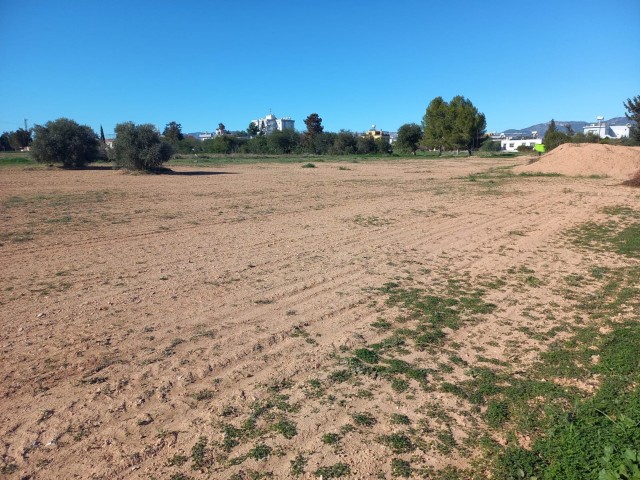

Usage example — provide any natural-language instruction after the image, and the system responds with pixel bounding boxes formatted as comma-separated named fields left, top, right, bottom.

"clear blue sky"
left=1, top=0, right=638, bottom=136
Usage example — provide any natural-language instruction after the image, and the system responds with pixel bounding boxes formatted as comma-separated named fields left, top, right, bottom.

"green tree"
left=163, top=121, right=184, bottom=143
left=356, top=135, right=376, bottom=154
left=623, top=95, right=640, bottom=143
left=396, top=123, right=423, bottom=155
left=247, top=122, right=259, bottom=137
left=331, top=130, right=358, bottom=155
left=543, top=119, right=568, bottom=151
left=304, top=113, right=324, bottom=136
left=0, top=132, right=12, bottom=151
left=303, top=113, right=324, bottom=153
left=100, top=125, right=106, bottom=144
left=9, top=128, right=32, bottom=151
left=31, top=118, right=100, bottom=168
left=422, top=96, right=450, bottom=154
left=112, top=122, right=173, bottom=171
left=446, top=95, right=486, bottom=155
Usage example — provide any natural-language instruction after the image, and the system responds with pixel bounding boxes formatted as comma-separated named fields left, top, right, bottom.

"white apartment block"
left=251, top=113, right=295, bottom=135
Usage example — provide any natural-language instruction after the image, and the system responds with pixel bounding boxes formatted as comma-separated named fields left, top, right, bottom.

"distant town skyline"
left=1, top=1, right=638, bottom=136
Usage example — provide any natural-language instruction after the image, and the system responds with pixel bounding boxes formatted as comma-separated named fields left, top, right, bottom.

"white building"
left=583, top=117, right=631, bottom=139
left=251, top=113, right=295, bottom=135
left=500, top=137, right=543, bottom=151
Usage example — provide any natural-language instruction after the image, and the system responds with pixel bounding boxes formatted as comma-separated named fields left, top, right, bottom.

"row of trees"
left=0, top=128, right=32, bottom=151
left=21, top=94, right=639, bottom=171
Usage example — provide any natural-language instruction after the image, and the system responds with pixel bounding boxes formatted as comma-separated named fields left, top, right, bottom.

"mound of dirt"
left=515, top=143, right=640, bottom=181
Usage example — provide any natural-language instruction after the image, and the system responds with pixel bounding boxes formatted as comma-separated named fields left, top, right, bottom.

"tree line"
left=6, top=94, right=637, bottom=171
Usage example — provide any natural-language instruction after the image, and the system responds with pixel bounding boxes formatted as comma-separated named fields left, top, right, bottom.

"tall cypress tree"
left=100, top=125, right=106, bottom=144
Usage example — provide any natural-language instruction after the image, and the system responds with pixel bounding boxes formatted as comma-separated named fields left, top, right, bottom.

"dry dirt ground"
left=1, top=157, right=638, bottom=479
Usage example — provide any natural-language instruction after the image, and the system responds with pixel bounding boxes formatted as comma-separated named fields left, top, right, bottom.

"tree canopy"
left=624, top=95, right=640, bottom=143
left=112, top=122, right=173, bottom=171
left=396, top=123, right=423, bottom=155
left=422, top=96, right=485, bottom=155
left=304, top=113, right=324, bottom=137
left=163, top=121, right=184, bottom=143
left=31, top=118, right=100, bottom=168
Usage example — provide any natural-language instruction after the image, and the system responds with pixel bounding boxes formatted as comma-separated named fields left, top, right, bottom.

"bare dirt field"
left=1, top=156, right=639, bottom=479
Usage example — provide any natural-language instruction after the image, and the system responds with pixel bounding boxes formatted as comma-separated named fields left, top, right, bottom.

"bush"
left=31, top=118, right=100, bottom=168
left=480, top=140, right=502, bottom=152
left=111, top=122, right=173, bottom=171
left=516, top=145, right=534, bottom=152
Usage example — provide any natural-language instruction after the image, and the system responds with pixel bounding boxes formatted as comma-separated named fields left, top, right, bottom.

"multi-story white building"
left=583, top=117, right=631, bottom=139
left=251, top=113, right=295, bottom=135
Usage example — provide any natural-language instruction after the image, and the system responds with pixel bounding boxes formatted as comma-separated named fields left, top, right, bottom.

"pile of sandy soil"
left=515, top=143, right=640, bottom=181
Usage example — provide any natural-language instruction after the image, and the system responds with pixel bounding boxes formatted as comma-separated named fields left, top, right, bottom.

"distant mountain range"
left=503, top=117, right=632, bottom=137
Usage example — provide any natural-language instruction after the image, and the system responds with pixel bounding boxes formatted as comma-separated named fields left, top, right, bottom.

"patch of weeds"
left=290, top=452, right=307, bottom=476
left=322, top=432, right=341, bottom=445
left=167, top=453, right=188, bottom=466
left=192, top=389, right=215, bottom=401
left=247, top=443, right=272, bottom=460
left=169, top=474, right=193, bottom=480
left=190, top=436, right=211, bottom=471
left=390, top=413, right=411, bottom=425
left=391, top=458, right=412, bottom=477
left=1, top=464, right=18, bottom=474
left=371, top=318, right=392, bottom=330
left=302, top=163, right=316, bottom=168
left=391, top=377, right=409, bottom=393
left=273, top=418, right=297, bottom=439
left=352, top=412, right=377, bottom=427
left=354, top=215, right=392, bottom=227
left=354, top=348, right=379, bottom=364
left=314, top=463, right=351, bottom=478
left=378, top=433, right=415, bottom=453
left=305, top=379, right=326, bottom=398
left=329, top=369, right=352, bottom=383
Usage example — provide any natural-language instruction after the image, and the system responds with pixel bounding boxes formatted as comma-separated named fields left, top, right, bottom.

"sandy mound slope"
left=515, top=143, right=640, bottom=181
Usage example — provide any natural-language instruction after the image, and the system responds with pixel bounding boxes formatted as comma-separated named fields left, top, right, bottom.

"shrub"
left=111, top=122, right=173, bottom=171
left=32, top=118, right=100, bottom=168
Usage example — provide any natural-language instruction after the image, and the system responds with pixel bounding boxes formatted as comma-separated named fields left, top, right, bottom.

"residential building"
left=362, top=125, right=391, bottom=143
left=251, top=113, right=295, bottom=135
left=500, top=136, right=542, bottom=152
left=583, top=118, right=631, bottom=139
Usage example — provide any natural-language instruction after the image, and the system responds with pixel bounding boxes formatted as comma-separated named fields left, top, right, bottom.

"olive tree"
left=112, top=122, right=173, bottom=171
left=396, top=123, right=423, bottom=155
left=31, top=118, right=99, bottom=168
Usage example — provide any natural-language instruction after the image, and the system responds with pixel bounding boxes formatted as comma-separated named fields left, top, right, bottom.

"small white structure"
left=500, top=137, right=543, bottom=151
left=583, top=116, right=631, bottom=139
left=251, top=113, right=295, bottom=135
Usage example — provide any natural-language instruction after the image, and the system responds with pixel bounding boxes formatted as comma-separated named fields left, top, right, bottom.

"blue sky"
left=1, top=0, right=638, bottom=136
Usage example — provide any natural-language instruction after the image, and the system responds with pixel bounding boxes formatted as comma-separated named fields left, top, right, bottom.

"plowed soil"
left=1, top=157, right=638, bottom=479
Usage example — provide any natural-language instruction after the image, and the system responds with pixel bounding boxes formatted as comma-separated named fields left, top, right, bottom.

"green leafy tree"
left=396, top=123, right=423, bottom=155
left=331, top=130, right=358, bottom=155
left=543, top=119, right=568, bottom=151
left=303, top=113, right=324, bottom=153
left=163, top=121, right=184, bottom=143
left=447, top=95, right=486, bottom=155
left=623, top=95, right=640, bottom=143
left=375, top=137, right=391, bottom=154
left=356, top=135, right=376, bottom=154
left=422, top=96, right=450, bottom=154
left=31, top=118, right=100, bottom=168
left=9, top=128, right=32, bottom=150
left=247, top=122, right=259, bottom=137
left=304, top=113, right=324, bottom=136
left=0, top=132, right=13, bottom=151
left=112, top=122, right=173, bottom=171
